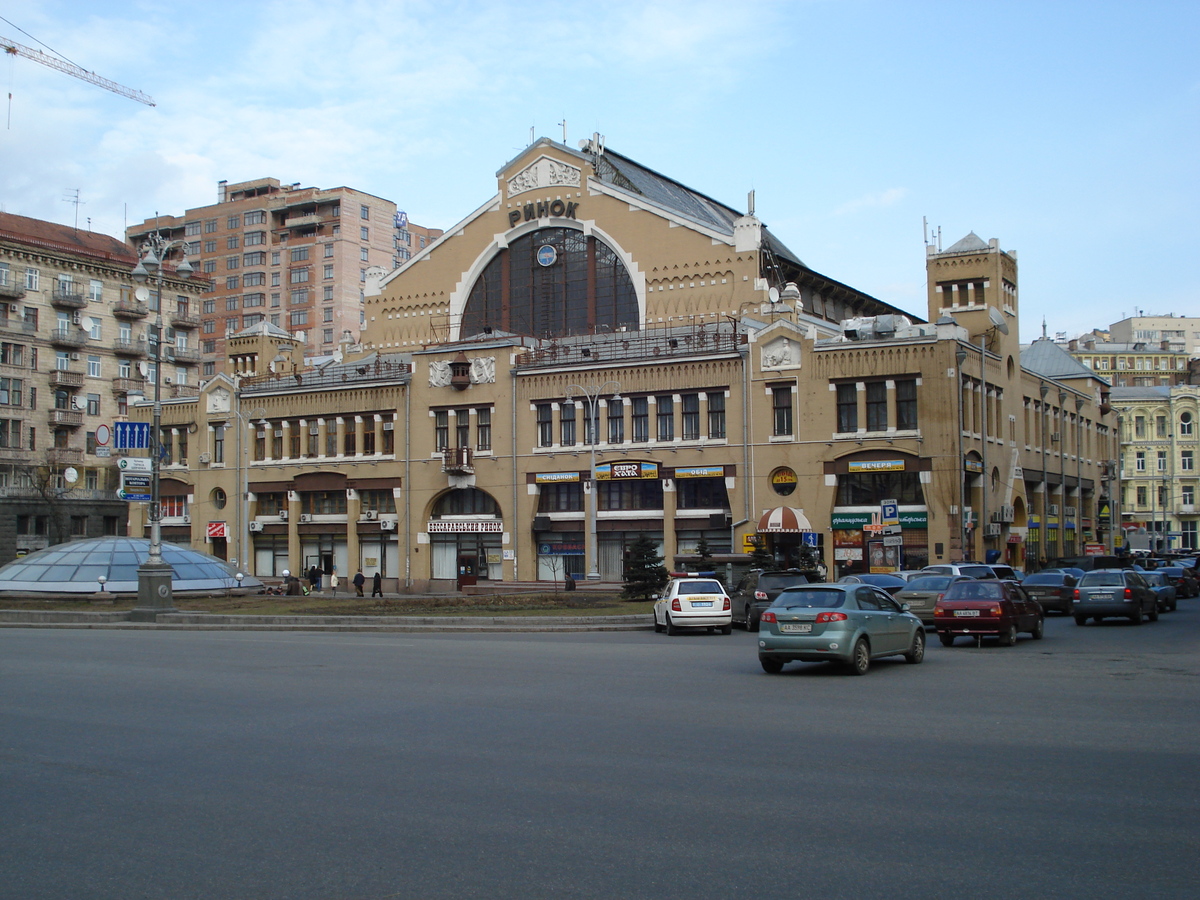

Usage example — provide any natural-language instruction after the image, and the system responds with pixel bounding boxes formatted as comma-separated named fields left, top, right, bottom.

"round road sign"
left=95, top=423, right=111, bottom=446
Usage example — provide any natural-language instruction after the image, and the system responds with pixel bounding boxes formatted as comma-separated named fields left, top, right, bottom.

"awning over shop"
left=757, top=507, right=812, bottom=534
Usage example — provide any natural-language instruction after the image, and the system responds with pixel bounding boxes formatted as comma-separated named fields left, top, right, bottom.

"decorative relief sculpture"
left=469, top=356, right=496, bottom=384
left=761, top=339, right=795, bottom=369
left=206, top=387, right=231, bottom=414
left=507, top=157, right=581, bottom=197
left=428, top=360, right=452, bottom=387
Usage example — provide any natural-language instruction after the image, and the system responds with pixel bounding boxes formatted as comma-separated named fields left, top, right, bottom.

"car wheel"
left=746, top=607, right=760, bottom=633
left=760, top=657, right=783, bottom=675
left=721, top=623, right=733, bottom=635
left=904, top=629, right=925, bottom=664
left=1074, top=615, right=1088, bottom=626
left=666, top=614, right=680, bottom=636
left=1148, top=603, right=1159, bottom=623
left=1063, top=598, right=1075, bottom=616
left=653, top=612, right=664, bottom=633
left=1129, top=607, right=1143, bottom=626
left=1171, top=600, right=1178, bottom=612
left=998, top=624, right=1017, bottom=646
left=849, top=638, right=870, bottom=676
left=939, top=633, right=955, bottom=647
left=1031, top=617, right=1044, bottom=640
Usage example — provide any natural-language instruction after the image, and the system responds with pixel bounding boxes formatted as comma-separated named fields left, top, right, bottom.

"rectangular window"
left=227, top=215, right=240, bottom=229
left=322, top=328, right=333, bottom=344
left=204, top=219, right=217, bottom=233
left=290, top=268, right=310, bottom=284
left=435, top=410, right=448, bottom=451
left=245, top=211, right=266, bottom=226
left=24, top=268, right=39, bottom=291
left=290, top=247, right=309, bottom=262
left=360, top=205, right=370, bottom=220
left=184, top=221, right=201, bottom=236
left=88, top=355, right=101, bottom=378
left=88, top=279, right=103, bottom=302
left=226, top=235, right=240, bottom=250
left=866, top=381, right=887, bottom=431
left=1156, top=415, right=1168, bottom=438
left=290, top=289, right=309, bottom=305
left=1182, top=450, right=1194, bottom=471
left=632, top=397, right=649, bottom=442
left=837, top=383, right=858, bottom=432
left=213, top=425, right=225, bottom=464
left=324, top=243, right=335, bottom=258
left=226, top=276, right=240, bottom=290
left=243, top=272, right=266, bottom=287
left=476, top=408, right=491, bottom=451
left=243, top=252, right=267, bottom=266
left=1157, top=451, right=1167, bottom=472
left=772, top=386, right=793, bottom=436
left=1136, top=452, right=1146, bottom=472
left=536, top=404, right=553, bottom=447
left=0, top=263, right=8, bottom=286
left=324, top=265, right=334, bottom=279
left=243, top=293, right=265, bottom=308
left=896, top=378, right=918, bottom=430
left=453, top=409, right=469, bottom=448
left=681, top=394, right=700, bottom=441
left=289, top=310, right=308, bottom=327
left=203, top=260, right=217, bottom=274
left=707, top=392, right=726, bottom=439
left=608, top=401, right=625, bottom=444
left=360, top=247, right=370, bottom=262
left=656, top=396, right=674, bottom=441
left=561, top=403, right=576, bottom=447
left=86, top=393, right=100, bottom=415
left=1135, top=416, right=1146, bottom=438
left=361, top=226, right=370, bottom=240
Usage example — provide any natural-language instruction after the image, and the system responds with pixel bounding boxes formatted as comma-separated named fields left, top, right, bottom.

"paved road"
left=2, top=605, right=1197, bottom=900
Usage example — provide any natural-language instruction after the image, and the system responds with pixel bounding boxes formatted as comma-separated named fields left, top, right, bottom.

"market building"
left=125, top=137, right=1118, bottom=587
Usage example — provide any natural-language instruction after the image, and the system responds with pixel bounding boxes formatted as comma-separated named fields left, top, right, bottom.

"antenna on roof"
left=748, top=190, right=755, bottom=216
left=62, top=187, right=84, bottom=230
left=1042, top=317, right=1047, bottom=340
left=558, top=118, right=566, bottom=143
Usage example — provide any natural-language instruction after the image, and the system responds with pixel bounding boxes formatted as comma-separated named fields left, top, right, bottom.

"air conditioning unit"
left=999, top=505, right=1015, bottom=523
left=1064, top=506, right=1077, bottom=516
left=178, top=459, right=187, bottom=468
left=198, top=452, right=211, bottom=464
left=278, top=509, right=288, bottom=521
left=248, top=522, right=264, bottom=532
left=983, top=523, right=1002, bottom=537
left=299, top=513, right=311, bottom=523
left=1051, top=432, right=1062, bottom=443
left=8, top=304, right=18, bottom=314
left=70, top=352, right=80, bottom=361
left=1048, top=504, right=1060, bottom=516
left=363, top=509, right=377, bottom=520
left=71, top=312, right=81, bottom=325
left=380, top=519, right=396, bottom=531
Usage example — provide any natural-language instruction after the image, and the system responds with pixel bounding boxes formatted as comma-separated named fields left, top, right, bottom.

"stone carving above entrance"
left=761, top=337, right=798, bottom=370
left=507, top=156, right=581, bottom=197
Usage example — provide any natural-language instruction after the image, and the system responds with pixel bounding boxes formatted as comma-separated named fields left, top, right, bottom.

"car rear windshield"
left=960, top=566, right=995, bottom=579
left=944, top=582, right=1005, bottom=600
left=1080, top=572, right=1124, bottom=586
left=904, top=576, right=953, bottom=591
left=677, top=580, right=723, bottom=595
left=1023, top=573, right=1067, bottom=585
left=771, top=589, right=846, bottom=609
left=758, top=574, right=808, bottom=591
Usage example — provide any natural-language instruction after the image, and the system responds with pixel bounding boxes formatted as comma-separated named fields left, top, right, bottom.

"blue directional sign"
left=802, top=532, right=819, bottom=547
left=114, top=422, right=151, bottom=450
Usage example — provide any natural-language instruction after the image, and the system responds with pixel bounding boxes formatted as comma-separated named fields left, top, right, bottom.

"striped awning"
left=757, top=507, right=813, bottom=534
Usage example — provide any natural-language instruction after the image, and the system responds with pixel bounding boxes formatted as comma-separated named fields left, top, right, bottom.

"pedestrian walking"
left=330, top=570, right=339, bottom=594
left=372, top=571, right=383, bottom=597
left=309, top=565, right=322, bottom=592
left=353, top=570, right=365, bottom=597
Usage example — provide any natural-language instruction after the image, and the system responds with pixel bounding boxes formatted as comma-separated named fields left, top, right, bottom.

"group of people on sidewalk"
left=266, top=567, right=386, bottom=597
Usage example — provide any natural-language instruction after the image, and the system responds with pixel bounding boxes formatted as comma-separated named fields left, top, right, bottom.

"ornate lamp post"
left=130, top=233, right=192, bottom=617
left=955, top=346, right=969, bottom=560
left=565, top=380, right=621, bottom=581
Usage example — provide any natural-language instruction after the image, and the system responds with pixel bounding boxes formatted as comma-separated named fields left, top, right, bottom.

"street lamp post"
left=1039, top=383, right=1050, bottom=568
left=565, top=380, right=621, bottom=581
left=130, top=233, right=192, bottom=618
left=955, top=346, right=968, bottom=560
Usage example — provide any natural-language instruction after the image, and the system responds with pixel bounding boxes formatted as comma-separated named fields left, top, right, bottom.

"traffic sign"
left=117, top=457, right=152, bottom=472
left=881, top=499, right=899, bottom=526
left=95, top=423, right=111, bottom=446
left=114, top=422, right=150, bottom=450
left=802, top=532, right=819, bottom=547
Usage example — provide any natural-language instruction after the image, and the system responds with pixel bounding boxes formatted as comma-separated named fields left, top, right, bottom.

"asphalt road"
left=2, top=605, right=1198, bottom=900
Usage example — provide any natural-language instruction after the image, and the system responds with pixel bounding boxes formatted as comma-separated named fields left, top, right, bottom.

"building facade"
left=127, top=179, right=441, bottom=378
left=0, top=212, right=203, bottom=562
left=126, top=139, right=1117, bottom=587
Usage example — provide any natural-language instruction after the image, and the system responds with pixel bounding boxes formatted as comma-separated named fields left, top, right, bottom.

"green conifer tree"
left=622, top=533, right=668, bottom=600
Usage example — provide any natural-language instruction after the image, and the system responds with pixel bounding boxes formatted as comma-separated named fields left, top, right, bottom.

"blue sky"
left=1, top=0, right=1195, bottom=343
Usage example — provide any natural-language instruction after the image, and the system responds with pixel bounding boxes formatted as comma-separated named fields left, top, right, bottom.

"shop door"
left=457, top=554, right=478, bottom=590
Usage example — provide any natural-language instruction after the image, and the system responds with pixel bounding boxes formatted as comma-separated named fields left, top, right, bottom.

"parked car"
left=730, top=569, right=810, bottom=632
left=1071, top=569, right=1158, bottom=625
left=836, top=573, right=908, bottom=595
left=922, top=563, right=997, bottom=580
left=652, top=577, right=732, bottom=635
left=1021, top=571, right=1078, bottom=615
left=757, top=583, right=925, bottom=676
left=1158, top=566, right=1199, bottom=599
left=1041, top=567, right=1086, bottom=580
left=985, top=564, right=1021, bottom=581
left=933, top=579, right=1045, bottom=646
left=895, top=574, right=974, bottom=625
left=1143, top=571, right=1178, bottom=613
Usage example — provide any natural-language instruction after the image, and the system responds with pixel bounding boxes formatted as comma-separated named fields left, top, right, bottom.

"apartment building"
left=127, top=179, right=440, bottom=377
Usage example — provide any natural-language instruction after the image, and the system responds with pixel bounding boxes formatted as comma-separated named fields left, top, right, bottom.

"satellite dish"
left=768, top=287, right=780, bottom=304
left=134, top=287, right=150, bottom=302
left=72, top=396, right=86, bottom=410
left=138, top=361, right=149, bottom=376
left=988, top=307, right=1010, bottom=335
left=63, top=467, right=78, bottom=485
left=82, top=317, right=96, bottom=331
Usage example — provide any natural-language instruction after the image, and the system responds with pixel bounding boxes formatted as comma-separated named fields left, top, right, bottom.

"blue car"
left=758, top=583, right=925, bottom=676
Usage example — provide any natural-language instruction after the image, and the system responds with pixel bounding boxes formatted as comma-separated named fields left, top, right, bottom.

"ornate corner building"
left=124, top=137, right=1119, bottom=588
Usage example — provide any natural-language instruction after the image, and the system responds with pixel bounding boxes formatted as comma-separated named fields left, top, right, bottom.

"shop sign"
left=741, top=534, right=759, bottom=553
left=538, top=542, right=585, bottom=555
left=964, top=458, right=983, bottom=474
left=1097, top=502, right=1111, bottom=526
left=849, top=460, right=906, bottom=473
left=207, top=522, right=228, bottom=539
left=596, top=462, right=658, bottom=481
left=1006, top=534, right=1024, bottom=544
left=535, top=472, right=580, bottom=483
left=507, top=199, right=579, bottom=228
left=427, top=520, right=504, bottom=533
left=674, top=466, right=725, bottom=479
left=831, top=511, right=928, bottom=529
left=834, top=548, right=863, bottom=561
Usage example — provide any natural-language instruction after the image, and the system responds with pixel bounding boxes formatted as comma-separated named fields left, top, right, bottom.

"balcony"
left=0, top=445, right=33, bottom=465
left=113, top=298, right=150, bottom=320
left=48, top=369, right=85, bottom=390
left=49, top=327, right=87, bottom=349
left=442, top=446, right=474, bottom=475
left=112, top=376, right=146, bottom=394
left=166, top=383, right=199, bottom=399
left=49, top=409, right=83, bottom=427
left=47, top=446, right=84, bottom=465
left=170, top=346, right=201, bottom=364
left=113, top=339, right=148, bottom=358
left=50, top=287, right=87, bottom=310
left=170, top=310, right=201, bottom=329
left=283, top=213, right=322, bottom=230
left=1182, top=504, right=1196, bottom=515
left=0, top=282, right=26, bottom=300
left=0, top=315, right=36, bottom=335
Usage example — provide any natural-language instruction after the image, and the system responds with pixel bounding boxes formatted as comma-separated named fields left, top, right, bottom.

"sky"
left=0, top=0, right=1196, bottom=344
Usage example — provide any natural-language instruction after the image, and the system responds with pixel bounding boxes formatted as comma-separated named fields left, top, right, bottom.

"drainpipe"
left=404, top=381, right=411, bottom=587
left=511, top=363, right=519, bottom=582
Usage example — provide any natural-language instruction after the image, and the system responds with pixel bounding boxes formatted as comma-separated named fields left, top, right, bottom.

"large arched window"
left=461, top=227, right=638, bottom=338
left=432, top=488, right=500, bottom=518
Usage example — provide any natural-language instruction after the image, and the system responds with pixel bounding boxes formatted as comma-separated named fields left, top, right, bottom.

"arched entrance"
left=428, top=488, right=504, bottom=588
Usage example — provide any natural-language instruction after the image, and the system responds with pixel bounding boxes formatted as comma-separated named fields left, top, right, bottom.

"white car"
left=653, top=577, right=732, bottom=635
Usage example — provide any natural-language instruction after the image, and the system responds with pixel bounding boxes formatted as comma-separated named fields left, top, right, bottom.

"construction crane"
left=2, top=35, right=155, bottom=106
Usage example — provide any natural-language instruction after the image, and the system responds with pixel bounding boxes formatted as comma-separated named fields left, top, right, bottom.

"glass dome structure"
left=0, top=538, right=263, bottom=595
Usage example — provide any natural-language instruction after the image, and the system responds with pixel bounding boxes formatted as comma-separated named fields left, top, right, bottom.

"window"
left=0, top=378, right=21, bottom=406
left=537, top=404, right=553, bottom=447
left=290, top=268, right=310, bottom=284
left=608, top=400, right=624, bottom=444
left=1156, top=415, right=1168, bottom=438
left=896, top=378, right=918, bottom=430
left=537, top=482, right=583, bottom=512
left=271, top=272, right=281, bottom=287
left=450, top=409, right=467, bottom=448
left=86, top=393, right=100, bottom=415
left=772, top=386, right=793, bottom=436
left=360, top=248, right=370, bottom=262
left=203, top=260, right=217, bottom=274
left=837, top=383, right=858, bottom=432
left=243, top=272, right=266, bottom=287
left=324, top=265, right=334, bottom=280
left=0, top=418, right=19, bottom=448
left=24, top=268, right=39, bottom=291
left=245, top=211, right=266, bottom=226
left=361, top=226, right=369, bottom=240
left=1135, top=451, right=1146, bottom=472
left=226, top=235, right=240, bottom=250
left=323, top=286, right=334, bottom=301
left=632, top=397, right=649, bottom=442
left=0, top=263, right=8, bottom=286
left=1, top=343, right=25, bottom=366
left=476, top=408, right=491, bottom=451
left=434, top=410, right=448, bottom=451
left=1183, top=485, right=1195, bottom=506
left=561, top=403, right=576, bottom=446
left=656, top=396, right=673, bottom=441
left=289, top=310, right=308, bottom=327
left=226, top=276, right=240, bottom=290
left=1135, top=416, right=1146, bottom=438
left=324, top=243, right=335, bottom=258
left=290, top=289, right=309, bottom=305
left=203, top=361, right=215, bottom=376
left=88, top=355, right=101, bottom=378
left=88, top=317, right=102, bottom=340
left=203, top=320, right=216, bottom=334
left=290, top=247, right=309, bottom=262
left=1181, top=412, right=1193, bottom=436
left=866, top=381, right=887, bottom=431
left=360, top=204, right=370, bottom=220
left=1182, top=450, right=1194, bottom=472
left=681, top=394, right=700, bottom=441
left=244, top=252, right=267, bottom=266
left=184, top=221, right=201, bottom=236
left=1158, top=451, right=1167, bottom=472
left=226, top=297, right=240, bottom=311
left=204, top=219, right=217, bottom=234
left=88, top=279, right=103, bottom=302
left=244, top=293, right=265, bottom=308
left=707, top=392, right=725, bottom=439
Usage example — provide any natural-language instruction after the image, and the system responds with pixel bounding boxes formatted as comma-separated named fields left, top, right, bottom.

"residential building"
left=0, top=212, right=203, bottom=562
left=125, top=138, right=1116, bottom=588
left=126, top=179, right=441, bottom=378
left=1109, top=315, right=1200, bottom=357
left=1066, top=333, right=1192, bottom=387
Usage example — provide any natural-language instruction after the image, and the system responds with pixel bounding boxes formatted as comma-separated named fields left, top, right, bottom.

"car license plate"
left=906, top=600, right=926, bottom=607
left=690, top=601, right=713, bottom=608
left=1091, top=593, right=1111, bottom=601
left=954, top=609, right=980, bottom=617
left=780, top=623, right=812, bottom=633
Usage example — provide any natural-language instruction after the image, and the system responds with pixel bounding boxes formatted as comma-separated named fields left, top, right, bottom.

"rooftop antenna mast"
left=62, top=188, right=84, bottom=230
left=2, top=32, right=155, bottom=106
left=558, top=118, right=566, bottom=143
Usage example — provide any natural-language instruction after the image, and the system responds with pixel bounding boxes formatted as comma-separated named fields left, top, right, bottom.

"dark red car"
left=934, top=580, right=1045, bottom=646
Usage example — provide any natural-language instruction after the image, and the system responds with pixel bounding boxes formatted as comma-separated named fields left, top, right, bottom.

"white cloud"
left=834, top=187, right=909, bottom=217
